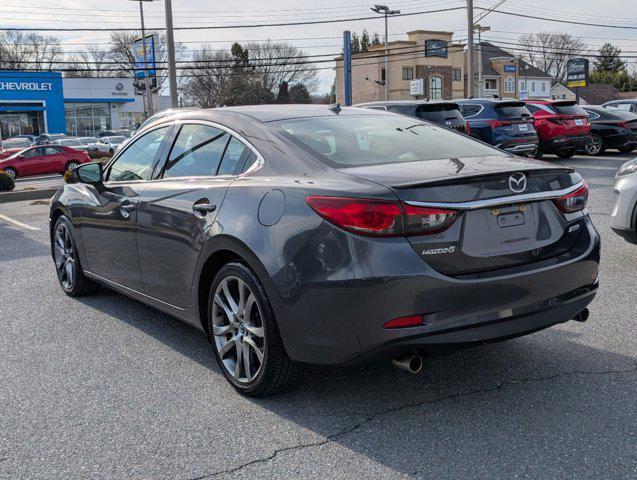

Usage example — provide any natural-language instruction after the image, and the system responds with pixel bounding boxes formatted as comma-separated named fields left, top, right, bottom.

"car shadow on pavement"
left=75, top=287, right=635, bottom=478
left=0, top=224, right=50, bottom=262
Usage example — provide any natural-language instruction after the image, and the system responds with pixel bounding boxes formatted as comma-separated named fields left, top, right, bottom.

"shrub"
left=0, top=170, right=15, bottom=192
left=63, top=169, right=76, bottom=184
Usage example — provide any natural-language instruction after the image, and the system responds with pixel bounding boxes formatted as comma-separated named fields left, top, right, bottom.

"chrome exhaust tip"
left=391, top=353, right=423, bottom=374
left=573, top=308, right=590, bottom=323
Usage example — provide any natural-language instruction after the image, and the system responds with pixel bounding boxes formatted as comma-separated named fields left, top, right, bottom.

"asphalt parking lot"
left=0, top=152, right=635, bottom=480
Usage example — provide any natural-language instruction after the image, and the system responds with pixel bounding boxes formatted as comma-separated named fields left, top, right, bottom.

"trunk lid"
left=339, top=155, right=584, bottom=275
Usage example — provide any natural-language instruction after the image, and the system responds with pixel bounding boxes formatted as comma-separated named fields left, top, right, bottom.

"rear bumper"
left=496, top=138, right=539, bottom=154
left=271, top=217, right=600, bottom=365
left=542, top=135, right=590, bottom=153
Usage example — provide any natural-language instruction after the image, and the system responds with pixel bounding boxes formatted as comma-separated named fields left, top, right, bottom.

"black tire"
left=584, top=134, right=605, bottom=156
left=207, top=262, right=301, bottom=397
left=556, top=149, right=576, bottom=159
left=534, top=146, right=544, bottom=160
left=52, top=215, right=100, bottom=297
left=618, top=146, right=635, bottom=153
left=4, top=167, right=17, bottom=180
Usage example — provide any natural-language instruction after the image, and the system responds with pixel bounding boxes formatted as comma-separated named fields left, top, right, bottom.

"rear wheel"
left=53, top=216, right=100, bottom=296
left=556, top=149, right=576, bottom=159
left=208, top=262, right=301, bottom=397
left=65, top=161, right=79, bottom=172
left=4, top=167, right=17, bottom=179
left=584, top=135, right=604, bottom=156
left=618, top=146, right=635, bottom=153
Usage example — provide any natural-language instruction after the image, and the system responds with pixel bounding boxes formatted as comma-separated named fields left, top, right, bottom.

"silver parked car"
left=611, top=157, right=637, bottom=243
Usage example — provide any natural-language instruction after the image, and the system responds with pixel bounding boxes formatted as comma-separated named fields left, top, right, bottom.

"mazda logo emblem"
left=509, top=173, right=527, bottom=193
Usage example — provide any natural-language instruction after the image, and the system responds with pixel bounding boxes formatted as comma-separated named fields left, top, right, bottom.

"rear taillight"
left=384, top=315, right=423, bottom=329
left=490, top=120, right=511, bottom=128
left=306, top=196, right=457, bottom=237
left=465, top=122, right=471, bottom=135
left=552, top=182, right=589, bottom=213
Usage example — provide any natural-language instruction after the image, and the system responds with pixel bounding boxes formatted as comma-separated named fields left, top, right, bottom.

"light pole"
left=164, top=0, right=178, bottom=108
left=131, top=0, right=153, bottom=118
left=473, top=25, right=490, bottom=98
left=466, top=0, right=474, bottom=97
left=371, top=5, right=400, bottom=101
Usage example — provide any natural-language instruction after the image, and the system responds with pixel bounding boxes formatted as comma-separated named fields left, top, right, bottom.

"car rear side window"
left=164, top=124, right=229, bottom=178
left=278, top=115, right=503, bottom=168
left=217, top=137, right=253, bottom=176
left=495, top=104, right=532, bottom=118
left=415, top=104, right=463, bottom=122
left=107, top=127, right=169, bottom=182
left=460, top=104, right=482, bottom=117
left=552, top=104, right=587, bottom=115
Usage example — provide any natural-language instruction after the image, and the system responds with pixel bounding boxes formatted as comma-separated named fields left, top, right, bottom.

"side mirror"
left=72, top=162, right=104, bottom=185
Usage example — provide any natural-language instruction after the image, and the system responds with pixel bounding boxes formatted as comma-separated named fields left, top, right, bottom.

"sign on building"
left=410, top=78, right=424, bottom=96
left=425, top=39, right=448, bottom=58
left=566, top=58, right=589, bottom=89
left=132, top=34, right=157, bottom=81
left=504, top=64, right=516, bottom=73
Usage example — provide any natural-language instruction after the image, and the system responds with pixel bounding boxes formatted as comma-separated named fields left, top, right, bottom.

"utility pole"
left=343, top=31, right=352, bottom=106
left=467, top=0, right=475, bottom=97
left=164, top=0, right=179, bottom=108
left=132, top=0, right=153, bottom=118
left=474, top=25, right=490, bottom=98
left=371, top=5, right=400, bottom=101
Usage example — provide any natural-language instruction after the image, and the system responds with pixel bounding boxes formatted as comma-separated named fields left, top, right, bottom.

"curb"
left=0, top=188, right=58, bottom=203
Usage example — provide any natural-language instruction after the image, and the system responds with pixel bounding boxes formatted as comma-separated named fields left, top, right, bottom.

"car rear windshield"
left=276, top=115, right=503, bottom=168
left=495, top=103, right=532, bottom=119
left=552, top=103, right=587, bottom=115
left=414, top=104, right=463, bottom=122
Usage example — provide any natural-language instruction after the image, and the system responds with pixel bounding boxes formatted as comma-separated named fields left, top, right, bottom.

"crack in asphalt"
left=190, top=365, right=636, bottom=479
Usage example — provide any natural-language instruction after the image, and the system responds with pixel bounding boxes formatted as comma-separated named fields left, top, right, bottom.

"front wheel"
left=4, top=167, right=17, bottom=179
left=53, top=216, right=100, bottom=296
left=584, top=135, right=605, bottom=156
left=65, top=161, right=79, bottom=172
left=208, top=262, right=301, bottom=397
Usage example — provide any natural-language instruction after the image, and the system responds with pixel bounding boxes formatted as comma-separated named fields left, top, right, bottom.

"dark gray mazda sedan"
left=50, top=105, right=599, bottom=396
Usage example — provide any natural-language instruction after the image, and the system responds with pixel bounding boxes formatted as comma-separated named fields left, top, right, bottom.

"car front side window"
left=106, top=127, right=169, bottom=182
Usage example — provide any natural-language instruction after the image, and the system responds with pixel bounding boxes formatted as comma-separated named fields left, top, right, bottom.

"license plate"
left=497, top=211, right=525, bottom=228
left=575, top=119, right=584, bottom=126
left=518, top=123, right=528, bottom=131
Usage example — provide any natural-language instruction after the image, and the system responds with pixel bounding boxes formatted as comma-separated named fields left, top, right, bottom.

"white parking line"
left=0, top=213, right=41, bottom=231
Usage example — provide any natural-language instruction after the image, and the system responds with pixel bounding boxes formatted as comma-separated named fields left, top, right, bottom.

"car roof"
left=355, top=100, right=459, bottom=107
left=603, top=99, right=637, bottom=104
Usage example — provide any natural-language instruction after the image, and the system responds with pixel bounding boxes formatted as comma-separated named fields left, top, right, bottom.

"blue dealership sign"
left=504, top=64, right=516, bottom=72
left=132, top=35, right=157, bottom=80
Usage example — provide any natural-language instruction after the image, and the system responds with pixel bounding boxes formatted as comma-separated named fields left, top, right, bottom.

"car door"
left=136, top=122, right=256, bottom=308
left=18, top=147, right=47, bottom=176
left=43, top=146, right=66, bottom=174
left=78, top=125, right=172, bottom=290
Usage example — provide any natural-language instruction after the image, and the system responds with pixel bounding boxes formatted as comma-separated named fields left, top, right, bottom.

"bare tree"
left=181, top=47, right=232, bottom=107
left=65, top=46, right=111, bottom=78
left=244, top=40, right=318, bottom=93
left=518, top=32, right=588, bottom=83
left=0, top=31, right=63, bottom=70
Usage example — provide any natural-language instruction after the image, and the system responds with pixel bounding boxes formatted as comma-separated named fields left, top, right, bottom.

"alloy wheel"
left=53, top=222, right=75, bottom=291
left=585, top=135, right=602, bottom=155
left=67, top=162, right=79, bottom=171
left=211, top=276, right=265, bottom=383
left=4, top=168, right=16, bottom=180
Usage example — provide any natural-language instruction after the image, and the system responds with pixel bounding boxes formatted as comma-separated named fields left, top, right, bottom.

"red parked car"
left=525, top=100, right=591, bottom=159
left=0, top=145, right=91, bottom=180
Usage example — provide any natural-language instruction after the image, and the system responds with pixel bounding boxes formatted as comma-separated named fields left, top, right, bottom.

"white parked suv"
left=94, top=136, right=127, bottom=155
left=611, top=158, right=637, bottom=244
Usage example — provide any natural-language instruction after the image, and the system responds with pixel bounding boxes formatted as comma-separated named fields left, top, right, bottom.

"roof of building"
left=576, top=84, right=621, bottom=105
left=406, top=30, right=454, bottom=36
left=479, top=42, right=551, bottom=78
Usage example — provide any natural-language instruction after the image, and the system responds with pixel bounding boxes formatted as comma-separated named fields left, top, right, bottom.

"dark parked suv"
left=456, top=99, right=539, bottom=156
left=355, top=100, right=467, bottom=133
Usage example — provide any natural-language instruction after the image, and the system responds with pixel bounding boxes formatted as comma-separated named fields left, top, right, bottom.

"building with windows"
left=0, top=71, right=169, bottom=140
left=334, top=30, right=465, bottom=104
left=470, top=42, right=553, bottom=100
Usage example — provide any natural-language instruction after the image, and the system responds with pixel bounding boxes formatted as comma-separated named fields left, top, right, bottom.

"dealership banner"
left=566, top=58, right=589, bottom=89
left=132, top=34, right=157, bottom=80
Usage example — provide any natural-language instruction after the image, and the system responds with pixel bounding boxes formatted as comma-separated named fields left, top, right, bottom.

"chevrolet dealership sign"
left=0, top=81, right=53, bottom=91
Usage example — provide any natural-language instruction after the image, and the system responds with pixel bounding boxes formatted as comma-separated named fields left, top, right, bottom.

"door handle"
left=193, top=202, right=217, bottom=215
left=120, top=202, right=135, bottom=218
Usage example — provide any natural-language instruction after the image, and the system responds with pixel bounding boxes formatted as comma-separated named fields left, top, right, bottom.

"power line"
left=477, top=8, right=637, bottom=30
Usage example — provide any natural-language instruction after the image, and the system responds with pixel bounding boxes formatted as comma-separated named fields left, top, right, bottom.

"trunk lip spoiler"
left=404, top=180, right=585, bottom=211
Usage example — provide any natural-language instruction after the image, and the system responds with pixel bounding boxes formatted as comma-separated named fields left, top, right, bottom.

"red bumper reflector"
left=383, top=315, right=423, bottom=329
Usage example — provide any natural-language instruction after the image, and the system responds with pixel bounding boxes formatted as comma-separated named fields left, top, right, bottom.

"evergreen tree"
left=289, top=84, right=312, bottom=103
left=351, top=33, right=361, bottom=54
left=594, top=43, right=626, bottom=74
left=371, top=32, right=382, bottom=46
left=361, top=30, right=371, bottom=52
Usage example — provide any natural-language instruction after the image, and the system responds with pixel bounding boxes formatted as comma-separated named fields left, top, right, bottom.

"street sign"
left=520, top=90, right=528, bottom=100
left=566, top=58, right=589, bottom=89
left=410, top=78, right=424, bottom=96
left=132, top=34, right=157, bottom=80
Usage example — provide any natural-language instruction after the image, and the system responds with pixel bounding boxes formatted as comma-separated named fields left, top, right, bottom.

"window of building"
left=65, top=102, right=112, bottom=137
left=541, top=82, right=546, bottom=92
left=531, top=81, right=536, bottom=92
left=520, top=81, right=526, bottom=91
left=164, top=124, right=229, bottom=178
left=504, top=77, right=515, bottom=93
left=429, top=76, right=442, bottom=100
left=381, top=68, right=386, bottom=83
left=452, top=68, right=462, bottom=81
left=119, top=112, right=144, bottom=130
left=107, top=127, right=169, bottom=182
left=484, top=79, right=497, bottom=90
left=402, top=67, right=414, bottom=80
left=561, top=93, right=567, bottom=99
